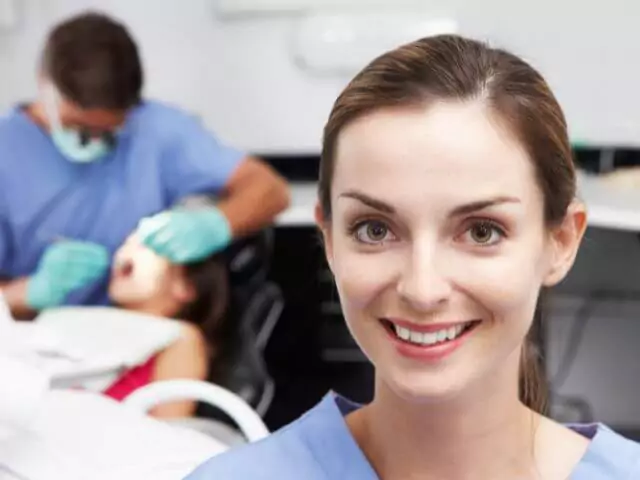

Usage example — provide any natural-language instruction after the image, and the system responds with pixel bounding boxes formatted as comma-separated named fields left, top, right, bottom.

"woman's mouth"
left=380, top=318, right=480, bottom=361
left=381, top=319, right=479, bottom=346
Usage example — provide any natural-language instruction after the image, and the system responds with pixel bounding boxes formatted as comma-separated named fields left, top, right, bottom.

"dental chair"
left=177, top=197, right=285, bottom=417
left=205, top=228, right=284, bottom=417
left=0, top=307, right=270, bottom=479
left=0, top=302, right=267, bottom=480
left=0, top=376, right=267, bottom=480
left=124, top=379, right=269, bottom=444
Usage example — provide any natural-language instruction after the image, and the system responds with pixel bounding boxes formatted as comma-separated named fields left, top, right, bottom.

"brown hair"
left=319, top=35, right=577, bottom=413
left=42, top=11, right=142, bottom=109
left=178, top=254, right=230, bottom=356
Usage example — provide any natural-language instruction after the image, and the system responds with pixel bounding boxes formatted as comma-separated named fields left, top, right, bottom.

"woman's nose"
left=396, top=242, right=452, bottom=312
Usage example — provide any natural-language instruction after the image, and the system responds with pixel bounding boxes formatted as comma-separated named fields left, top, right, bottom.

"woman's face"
left=109, top=234, right=185, bottom=310
left=320, top=100, right=584, bottom=404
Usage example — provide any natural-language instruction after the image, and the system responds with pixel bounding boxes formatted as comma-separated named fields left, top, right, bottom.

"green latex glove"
left=27, top=241, right=110, bottom=310
left=138, top=207, right=232, bottom=264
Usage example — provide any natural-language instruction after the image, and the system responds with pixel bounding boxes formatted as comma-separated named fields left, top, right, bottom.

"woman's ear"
left=543, top=201, right=588, bottom=287
left=315, top=203, right=334, bottom=272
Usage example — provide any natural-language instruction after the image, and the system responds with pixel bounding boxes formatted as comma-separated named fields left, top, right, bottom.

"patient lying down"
left=106, top=233, right=228, bottom=419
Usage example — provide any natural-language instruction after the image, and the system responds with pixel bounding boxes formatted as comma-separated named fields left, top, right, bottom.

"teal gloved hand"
left=27, top=241, right=110, bottom=310
left=138, top=207, right=232, bottom=264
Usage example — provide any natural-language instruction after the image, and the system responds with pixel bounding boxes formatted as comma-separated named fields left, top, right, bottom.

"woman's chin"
left=379, top=368, right=471, bottom=406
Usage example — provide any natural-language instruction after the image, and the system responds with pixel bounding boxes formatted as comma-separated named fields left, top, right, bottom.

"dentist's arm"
left=215, top=156, right=290, bottom=238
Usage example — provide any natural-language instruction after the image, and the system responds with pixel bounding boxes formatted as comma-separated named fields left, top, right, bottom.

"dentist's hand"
left=138, top=207, right=232, bottom=264
left=26, top=241, right=110, bottom=310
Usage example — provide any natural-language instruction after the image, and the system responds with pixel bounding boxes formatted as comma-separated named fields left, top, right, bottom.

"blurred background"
left=1, top=0, right=640, bottom=442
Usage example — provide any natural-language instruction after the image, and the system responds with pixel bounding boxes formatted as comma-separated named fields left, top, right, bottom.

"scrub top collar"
left=298, top=393, right=377, bottom=479
left=304, top=392, right=639, bottom=480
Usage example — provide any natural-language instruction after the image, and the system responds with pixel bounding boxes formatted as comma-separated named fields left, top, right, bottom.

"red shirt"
left=103, top=356, right=157, bottom=401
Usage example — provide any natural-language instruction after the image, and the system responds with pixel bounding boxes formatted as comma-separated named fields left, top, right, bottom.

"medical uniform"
left=186, top=393, right=640, bottom=479
left=0, top=101, right=244, bottom=306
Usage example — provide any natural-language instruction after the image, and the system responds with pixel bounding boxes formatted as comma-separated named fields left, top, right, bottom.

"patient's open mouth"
left=116, top=259, right=134, bottom=278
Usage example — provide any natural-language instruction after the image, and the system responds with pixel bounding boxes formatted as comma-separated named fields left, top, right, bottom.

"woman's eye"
left=464, top=221, right=504, bottom=246
left=353, top=220, right=394, bottom=244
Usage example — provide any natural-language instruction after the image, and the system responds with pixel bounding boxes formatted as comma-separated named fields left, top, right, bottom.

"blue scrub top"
left=0, top=101, right=244, bottom=305
left=186, top=393, right=640, bottom=479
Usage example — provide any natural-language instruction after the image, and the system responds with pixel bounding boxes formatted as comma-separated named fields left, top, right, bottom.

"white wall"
left=1, top=0, right=640, bottom=153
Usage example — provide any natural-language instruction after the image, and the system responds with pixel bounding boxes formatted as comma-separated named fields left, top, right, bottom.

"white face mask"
left=41, top=84, right=113, bottom=163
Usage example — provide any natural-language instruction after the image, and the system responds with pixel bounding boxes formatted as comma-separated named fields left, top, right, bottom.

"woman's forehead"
left=331, top=102, right=541, bottom=209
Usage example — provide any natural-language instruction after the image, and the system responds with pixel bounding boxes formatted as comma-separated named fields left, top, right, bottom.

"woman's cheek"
left=332, top=242, right=402, bottom=310
left=456, top=247, right=545, bottom=320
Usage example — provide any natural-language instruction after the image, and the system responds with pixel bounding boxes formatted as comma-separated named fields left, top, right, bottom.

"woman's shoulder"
left=183, top=405, right=330, bottom=479
left=571, top=423, right=640, bottom=478
left=185, top=396, right=344, bottom=480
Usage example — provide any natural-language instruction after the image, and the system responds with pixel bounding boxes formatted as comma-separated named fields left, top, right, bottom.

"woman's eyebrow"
left=448, top=197, right=521, bottom=217
left=337, top=191, right=521, bottom=217
left=338, top=191, right=395, bottom=214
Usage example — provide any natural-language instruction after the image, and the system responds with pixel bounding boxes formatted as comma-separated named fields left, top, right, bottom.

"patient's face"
left=109, top=234, right=182, bottom=309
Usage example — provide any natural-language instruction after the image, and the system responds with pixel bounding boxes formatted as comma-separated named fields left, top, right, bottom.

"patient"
left=105, top=233, right=229, bottom=419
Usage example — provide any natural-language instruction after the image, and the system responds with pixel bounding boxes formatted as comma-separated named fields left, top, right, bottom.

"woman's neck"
left=348, top=358, right=543, bottom=480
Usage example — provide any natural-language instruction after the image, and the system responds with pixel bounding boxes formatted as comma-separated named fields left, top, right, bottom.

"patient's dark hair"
left=177, top=254, right=230, bottom=356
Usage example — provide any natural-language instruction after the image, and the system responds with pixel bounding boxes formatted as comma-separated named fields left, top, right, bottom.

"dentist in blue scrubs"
left=0, top=12, right=289, bottom=318
left=187, top=35, right=640, bottom=479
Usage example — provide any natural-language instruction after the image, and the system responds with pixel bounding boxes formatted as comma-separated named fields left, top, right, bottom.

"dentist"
left=0, top=11, right=289, bottom=318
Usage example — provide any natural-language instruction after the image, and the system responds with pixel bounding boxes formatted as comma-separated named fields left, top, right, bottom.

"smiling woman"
left=185, top=35, right=640, bottom=480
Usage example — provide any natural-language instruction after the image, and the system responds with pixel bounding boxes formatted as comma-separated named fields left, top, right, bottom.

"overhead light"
left=291, top=11, right=458, bottom=75
left=215, top=0, right=436, bottom=18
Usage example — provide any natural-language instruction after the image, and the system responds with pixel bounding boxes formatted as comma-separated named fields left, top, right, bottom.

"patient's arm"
left=149, top=322, right=209, bottom=419
left=0, top=278, right=37, bottom=320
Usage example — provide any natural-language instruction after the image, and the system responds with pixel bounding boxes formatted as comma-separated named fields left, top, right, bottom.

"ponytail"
left=518, top=291, right=549, bottom=414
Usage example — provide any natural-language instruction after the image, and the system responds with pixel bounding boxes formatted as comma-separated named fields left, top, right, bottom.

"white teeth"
left=423, top=332, right=437, bottom=345
left=446, top=327, right=456, bottom=340
left=393, top=322, right=470, bottom=346
left=396, top=326, right=411, bottom=340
